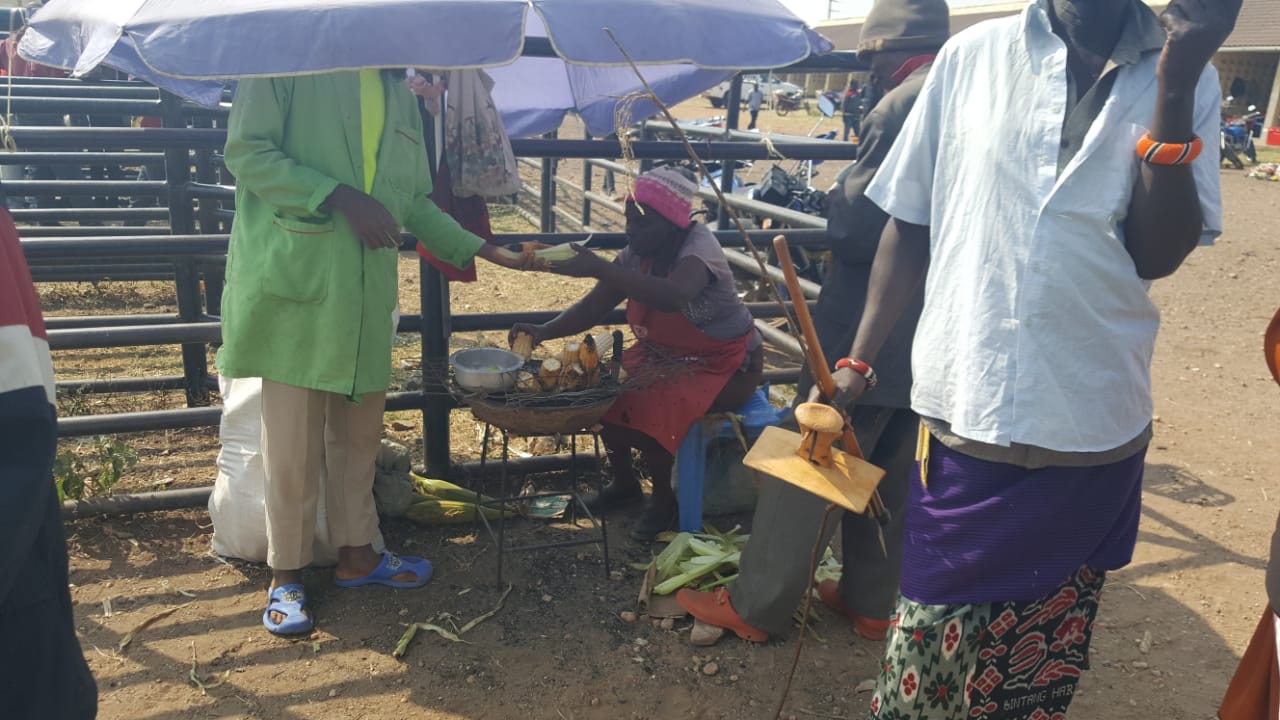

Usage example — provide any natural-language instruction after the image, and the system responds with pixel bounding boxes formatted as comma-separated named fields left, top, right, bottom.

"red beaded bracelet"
left=835, top=357, right=878, bottom=389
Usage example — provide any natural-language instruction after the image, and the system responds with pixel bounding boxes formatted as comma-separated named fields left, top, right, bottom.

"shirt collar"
left=1024, top=0, right=1167, bottom=68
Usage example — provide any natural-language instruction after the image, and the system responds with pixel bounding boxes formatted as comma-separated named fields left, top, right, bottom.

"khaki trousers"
left=260, top=380, right=385, bottom=570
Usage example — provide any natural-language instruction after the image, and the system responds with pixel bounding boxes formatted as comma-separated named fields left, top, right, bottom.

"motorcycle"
left=773, top=90, right=807, bottom=116
left=1221, top=98, right=1262, bottom=169
left=731, top=134, right=840, bottom=300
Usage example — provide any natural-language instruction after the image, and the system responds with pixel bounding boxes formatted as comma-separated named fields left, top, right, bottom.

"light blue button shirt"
left=866, top=0, right=1223, bottom=454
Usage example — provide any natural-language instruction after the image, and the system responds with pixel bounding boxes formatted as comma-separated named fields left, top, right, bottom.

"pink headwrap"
left=631, top=166, right=697, bottom=229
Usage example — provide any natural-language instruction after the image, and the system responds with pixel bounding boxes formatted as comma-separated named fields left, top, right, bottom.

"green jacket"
left=217, top=72, right=483, bottom=397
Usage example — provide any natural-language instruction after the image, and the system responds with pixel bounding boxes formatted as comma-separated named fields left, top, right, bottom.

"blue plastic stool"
left=675, top=386, right=790, bottom=532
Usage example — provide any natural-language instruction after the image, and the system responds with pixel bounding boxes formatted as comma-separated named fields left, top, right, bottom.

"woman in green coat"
left=219, top=70, right=523, bottom=635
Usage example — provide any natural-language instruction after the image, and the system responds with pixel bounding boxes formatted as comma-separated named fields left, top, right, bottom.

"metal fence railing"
left=12, top=65, right=858, bottom=507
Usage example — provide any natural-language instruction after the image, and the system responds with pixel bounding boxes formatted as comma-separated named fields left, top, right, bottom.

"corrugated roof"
left=1225, top=0, right=1280, bottom=49
left=817, top=0, right=1277, bottom=52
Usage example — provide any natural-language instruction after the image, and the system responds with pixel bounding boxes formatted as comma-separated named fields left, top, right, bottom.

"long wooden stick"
left=772, top=235, right=864, bottom=459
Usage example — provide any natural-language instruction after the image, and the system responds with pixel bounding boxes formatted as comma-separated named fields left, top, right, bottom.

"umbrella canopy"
left=19, top=0, right=833, bottom=137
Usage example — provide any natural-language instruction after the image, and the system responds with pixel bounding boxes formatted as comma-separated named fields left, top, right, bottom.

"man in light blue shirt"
left=821, top=0, right=1239, bottom=717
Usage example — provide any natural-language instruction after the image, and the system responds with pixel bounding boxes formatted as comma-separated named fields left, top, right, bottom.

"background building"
left=789, top=0, right=1280, bottom=133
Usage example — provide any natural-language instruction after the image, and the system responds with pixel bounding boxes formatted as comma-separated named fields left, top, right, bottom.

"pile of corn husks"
left=639, top=525, right=843, bottom=597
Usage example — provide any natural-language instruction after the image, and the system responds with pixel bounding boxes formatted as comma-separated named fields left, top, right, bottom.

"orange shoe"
left=816, top=579, right=890, bottom=641
left=676, top=587, right=769, bottom=643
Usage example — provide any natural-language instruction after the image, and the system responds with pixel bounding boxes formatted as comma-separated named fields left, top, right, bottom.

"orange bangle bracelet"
left=1136, top=132, right=1202, bottom=166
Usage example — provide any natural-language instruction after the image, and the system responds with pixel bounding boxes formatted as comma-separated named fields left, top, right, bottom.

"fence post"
left=419, top=87, right=452, bottom=477
left=421, top=262, right=451, bottom=477
left=581, top=129, right=593, bottom=228
left=161, top=91, right=210, bottom=407
left=540, top=130, right=558, bottom=233
left=717, top=76, right=745, bottom=229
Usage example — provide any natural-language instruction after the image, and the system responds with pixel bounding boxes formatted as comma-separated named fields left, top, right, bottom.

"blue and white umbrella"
left=18, top=0, right=835, bottom=137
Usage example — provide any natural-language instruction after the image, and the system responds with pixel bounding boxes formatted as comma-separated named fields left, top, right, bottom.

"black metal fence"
left=12, top=71, right=856, bottom=484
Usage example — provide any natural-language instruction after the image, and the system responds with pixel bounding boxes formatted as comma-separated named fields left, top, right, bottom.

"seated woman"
left=511, top=166, right=763, bottom=541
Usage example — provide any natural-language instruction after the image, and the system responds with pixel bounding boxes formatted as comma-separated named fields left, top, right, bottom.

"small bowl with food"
left=449, top=347, right=525, bottom=393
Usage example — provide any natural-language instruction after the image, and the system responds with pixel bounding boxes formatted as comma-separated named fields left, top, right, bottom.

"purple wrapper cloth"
left=900, top=436, right=1145, bottom=605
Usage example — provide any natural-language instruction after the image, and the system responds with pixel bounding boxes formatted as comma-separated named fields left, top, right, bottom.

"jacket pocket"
left=261, top=214, right=335, bottom=303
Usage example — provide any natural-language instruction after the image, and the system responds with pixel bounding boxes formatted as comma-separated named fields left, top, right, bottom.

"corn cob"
left=411, top=474, right=498, bottom=504
left=559, top=362, right=586, bottom=391
left=516, top=370, right=540, bottom=392
left=511, top=331, right=534, bottom=361
left=538, top=358, right=562, bottom=390
left=404, top=497, right=507, bottom=525
left=590, top=331, right=614, bottom=364
left=531, top=243, right=577, bottom=264
left=561, top=341, right=581, bottom=368
left=579, top=334, right=599, bottom=373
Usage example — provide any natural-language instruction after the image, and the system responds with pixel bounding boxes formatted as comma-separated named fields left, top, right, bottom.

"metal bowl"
left=449, top=347, right=524, bottom=393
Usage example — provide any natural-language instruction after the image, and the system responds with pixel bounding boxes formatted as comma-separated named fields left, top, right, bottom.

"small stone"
left=620, top=611, right=638, bottom=623
left=328, top=689, right=337, bottom=698
left=591, top=698, right=600, bottom=706
left=398, top=608, right=408, bottom=617
left=690, top=619, right=726, bottom=647
left=541, top=594, right=553, bottom=602
left=660, top=618, right=675, bottom=631
left=610, top=570, right=625, bottom=582
left=1138, top=630, right=1152, bottom=654
left=634, top=638, right=649, bottom=647
left=1131, top=661, right=1149, bottom=670
left=701, top=661, right=719, bottom=676
left=729, top=674, right=739, bottom=682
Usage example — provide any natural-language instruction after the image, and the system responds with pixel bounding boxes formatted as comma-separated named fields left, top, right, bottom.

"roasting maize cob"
left=511, top=331, right=534, bottom=361
left=579, top=335, right=599, bottom=373
left=560, top=362, right=586, bottom=391
left=515, top=370, right=540, bottom=392
left=531, top=243, right=577, bottom=264
left=561, top=342, right=581, bottom=368
left=412, top=474, right=498, bottom=505
left=404, top=497, right=507, bottom=525
left=538, top=358, right=562, bottom=390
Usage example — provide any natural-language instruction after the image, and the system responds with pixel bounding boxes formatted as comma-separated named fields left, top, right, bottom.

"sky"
left=779, top=0, right=1000, bottom=24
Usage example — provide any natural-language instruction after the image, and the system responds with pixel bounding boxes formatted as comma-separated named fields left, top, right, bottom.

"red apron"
left=600, top=296, right=750, bottom=456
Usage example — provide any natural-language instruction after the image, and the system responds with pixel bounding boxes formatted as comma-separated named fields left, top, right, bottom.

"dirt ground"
left=36, top=110, right=1280, bottom=719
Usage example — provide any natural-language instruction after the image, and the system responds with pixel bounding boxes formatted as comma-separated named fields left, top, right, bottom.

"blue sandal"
left=262, top=583, right=313, bottom=636
left=333, top=551, right=433, bottom=589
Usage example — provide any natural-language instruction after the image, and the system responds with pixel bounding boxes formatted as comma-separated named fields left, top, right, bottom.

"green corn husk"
left=654, top=532, right=694, bottom=578
left=647, top=526, right=753, bottom=595
left=813, top=548, right=842, bottom=585
left=654, top=549, right=741, bottom=595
